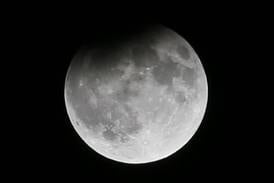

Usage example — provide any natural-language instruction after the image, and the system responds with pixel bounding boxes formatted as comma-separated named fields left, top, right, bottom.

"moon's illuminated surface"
left=64, top=26, right=208, bottom=164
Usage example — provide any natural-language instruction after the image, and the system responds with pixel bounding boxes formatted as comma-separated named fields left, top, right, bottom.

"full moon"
left=64, top=25, right=208, bottom=164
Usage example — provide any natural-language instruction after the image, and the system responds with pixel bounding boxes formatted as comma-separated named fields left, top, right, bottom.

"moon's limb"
left=64, top=26, right=208, bottom=164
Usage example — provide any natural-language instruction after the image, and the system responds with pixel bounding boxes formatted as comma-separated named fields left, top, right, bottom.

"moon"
left=64, top=25, right=208, bottom=164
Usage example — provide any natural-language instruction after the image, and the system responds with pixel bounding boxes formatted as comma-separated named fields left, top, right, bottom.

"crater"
left=176, top=44, right=190, bottom=60
left=174, top=91, right=186, bottom=105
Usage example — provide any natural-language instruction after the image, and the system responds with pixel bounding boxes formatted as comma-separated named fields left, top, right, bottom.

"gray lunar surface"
left=64, top=26, right=208, bottom=164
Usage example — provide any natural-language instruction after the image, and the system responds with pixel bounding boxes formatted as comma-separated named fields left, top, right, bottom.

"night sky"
left=5, top=3, right=267, bottom=181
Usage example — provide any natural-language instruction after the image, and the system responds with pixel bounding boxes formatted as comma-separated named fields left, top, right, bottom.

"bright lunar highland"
left=64, top=26, right=208, bottom=164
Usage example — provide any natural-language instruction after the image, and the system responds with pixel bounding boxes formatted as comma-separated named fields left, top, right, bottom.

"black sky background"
left=5, top=2, right=270, bottom=181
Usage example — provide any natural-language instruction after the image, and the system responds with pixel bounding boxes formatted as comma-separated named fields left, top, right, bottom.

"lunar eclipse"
left=64, top=25, right=208, bottom=164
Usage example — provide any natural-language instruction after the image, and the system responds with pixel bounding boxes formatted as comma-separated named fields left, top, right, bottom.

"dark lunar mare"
left=152, top=57, right=181, bottom=87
